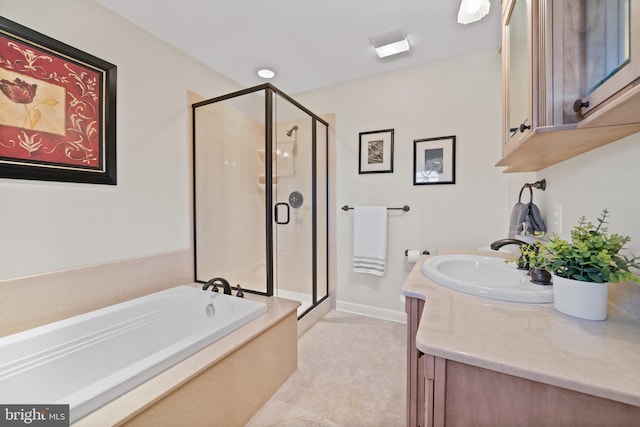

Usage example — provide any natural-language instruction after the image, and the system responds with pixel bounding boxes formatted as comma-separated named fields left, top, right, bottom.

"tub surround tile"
left=403, top=253, right=640, bottom=408
left=0, top=250, right=192, bottom=337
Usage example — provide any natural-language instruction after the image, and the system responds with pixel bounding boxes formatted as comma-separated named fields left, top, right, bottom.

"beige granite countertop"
left=402, top=251, right=640, bottom=407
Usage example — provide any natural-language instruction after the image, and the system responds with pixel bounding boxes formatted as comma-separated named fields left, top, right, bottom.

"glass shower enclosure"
left=192, top=84, right=328, bottom=318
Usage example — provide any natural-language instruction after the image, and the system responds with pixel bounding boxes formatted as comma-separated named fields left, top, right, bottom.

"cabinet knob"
left=573, top=98, right=590, bottom=112
left=519, top=123, right=531, bottom=133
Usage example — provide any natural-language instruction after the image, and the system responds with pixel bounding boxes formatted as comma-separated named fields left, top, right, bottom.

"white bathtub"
left=0, top=285, right=267, bottom=423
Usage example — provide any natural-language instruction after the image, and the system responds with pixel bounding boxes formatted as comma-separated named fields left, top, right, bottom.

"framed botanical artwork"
left=358, top=128, right=394, bottom=174
left=0, top=16, right=117, bottom=184
left=413, top=135, right=456, bottom=185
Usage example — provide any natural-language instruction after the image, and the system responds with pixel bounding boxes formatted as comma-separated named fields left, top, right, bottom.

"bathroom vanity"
left=404, top=250, right=640, bottom=427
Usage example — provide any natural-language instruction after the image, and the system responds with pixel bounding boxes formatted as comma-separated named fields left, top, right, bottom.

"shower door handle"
left=274, top=202, right=290, bottom=225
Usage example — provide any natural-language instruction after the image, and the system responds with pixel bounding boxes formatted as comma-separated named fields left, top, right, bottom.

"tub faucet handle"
left=203, top=277, right=232, bottom=294
left=202, top=281, right=219, bottom=292
left=236, top=285, right=244, bottom=298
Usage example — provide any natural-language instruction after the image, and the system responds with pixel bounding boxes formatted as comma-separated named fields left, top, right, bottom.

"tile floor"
left=246, top=310, right=406, bottom=427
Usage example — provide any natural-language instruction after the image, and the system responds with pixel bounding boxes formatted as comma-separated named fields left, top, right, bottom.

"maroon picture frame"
left=0, top=17, right=117, bottom=184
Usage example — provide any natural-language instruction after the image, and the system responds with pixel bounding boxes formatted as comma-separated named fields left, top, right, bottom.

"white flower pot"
left=552, top=274, right=609, bottom=320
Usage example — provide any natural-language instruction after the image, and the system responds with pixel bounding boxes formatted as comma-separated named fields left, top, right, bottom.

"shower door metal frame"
left=192, top=84, right=329, bottom=317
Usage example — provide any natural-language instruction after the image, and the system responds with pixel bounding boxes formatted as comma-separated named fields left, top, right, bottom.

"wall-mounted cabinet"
left=498, top=0, right=640, bottom=172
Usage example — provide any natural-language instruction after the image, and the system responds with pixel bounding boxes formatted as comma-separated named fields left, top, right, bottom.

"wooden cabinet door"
left=405, top=297, right=425, bottom=427
left=439, top=359, right=640, bottom=426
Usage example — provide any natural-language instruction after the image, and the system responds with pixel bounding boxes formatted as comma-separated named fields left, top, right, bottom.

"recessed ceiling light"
left=457, top=0, right=490, bottom=25
left=257, top=68, right=276, bottom=79
left=370, top=26, right=411, bottom=59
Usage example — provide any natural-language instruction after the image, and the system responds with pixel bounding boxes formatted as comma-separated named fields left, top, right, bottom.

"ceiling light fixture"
left=257, top=68, right=276, bottom=79
left=457, top=0, right=491, bottom=25
left=370, top=26, right=411, bottom=59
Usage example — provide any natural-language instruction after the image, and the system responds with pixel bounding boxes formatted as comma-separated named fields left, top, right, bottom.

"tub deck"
left=75, top=291, right=299, bottom=426
left=0, top=285, right=287, bottom=424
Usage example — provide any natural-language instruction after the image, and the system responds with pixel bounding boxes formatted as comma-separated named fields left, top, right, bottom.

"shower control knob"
left=288, top=191, right=303, bottom=208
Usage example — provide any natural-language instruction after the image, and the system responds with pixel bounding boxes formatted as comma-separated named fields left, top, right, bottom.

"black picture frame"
left=413, top=135, right=456, bottom=185
left=0, top=16, right=117, bottom=185
left=358, top=128, right=394, bottom=174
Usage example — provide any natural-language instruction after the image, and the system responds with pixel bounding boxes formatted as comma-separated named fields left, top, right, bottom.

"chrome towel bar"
left=341, top=205, right=410, bottom=212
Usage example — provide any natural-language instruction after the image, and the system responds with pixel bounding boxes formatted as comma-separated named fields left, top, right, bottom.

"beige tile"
left=245, top=400, right=340, bottom=427
left=248, top=310, right=406, bottom=427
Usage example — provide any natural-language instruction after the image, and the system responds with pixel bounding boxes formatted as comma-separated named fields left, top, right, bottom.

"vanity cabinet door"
left=406, top=297, right=425, bottom=427
left=422, top=357, right=640, bottom=426
left=423, top=354, right=446, bottom=427
left=502, top=0, right=536, bottom=156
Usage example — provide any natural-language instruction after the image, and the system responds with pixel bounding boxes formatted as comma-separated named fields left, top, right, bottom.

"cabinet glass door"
left=504, top=0, right=533, bottom=151
left=586, top=0, right=630, bottom=93
left=581, top=0, right=639, bottom=113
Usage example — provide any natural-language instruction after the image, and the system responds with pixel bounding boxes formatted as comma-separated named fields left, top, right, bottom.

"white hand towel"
left=353, top=206, right=388, bottom=276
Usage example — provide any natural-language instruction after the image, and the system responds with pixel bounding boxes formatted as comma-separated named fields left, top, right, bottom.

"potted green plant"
left=522, top=209, right=640, bottom=320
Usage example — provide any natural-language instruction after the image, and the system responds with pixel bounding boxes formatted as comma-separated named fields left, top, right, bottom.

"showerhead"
left=286, top=125, right=298, bottom=137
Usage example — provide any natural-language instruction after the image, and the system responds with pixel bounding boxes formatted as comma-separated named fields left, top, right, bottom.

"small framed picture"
left=413, top=135, right=456, bottom=185
left=358, top=129, right=394, bottom=174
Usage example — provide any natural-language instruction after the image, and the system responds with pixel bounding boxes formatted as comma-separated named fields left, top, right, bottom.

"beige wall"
left=533, top=132, right=640, bottom=254
left=0, top=0, right=241, bottom=332
left=297, top=49, right=640, bottom=319
left=0, top=0, right=241, bottom=281
left=296, top=49, right=509, bottom=317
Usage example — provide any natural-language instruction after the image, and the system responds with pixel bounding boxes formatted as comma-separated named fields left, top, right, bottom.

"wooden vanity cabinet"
left=420, top=355, right=640, bottom=427
left=406, top=295, right=640, bottom=427
left=406, top=296, right=425, bottom=427
left=498, top=0, right=640, bottom=172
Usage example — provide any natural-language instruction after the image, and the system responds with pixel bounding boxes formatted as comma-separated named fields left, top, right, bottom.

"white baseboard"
left=335, top=300, right=407, bottom=324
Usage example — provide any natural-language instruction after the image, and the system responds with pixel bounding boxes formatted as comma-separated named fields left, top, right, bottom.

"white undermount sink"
left=420, top=254, right=553, bottom=303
